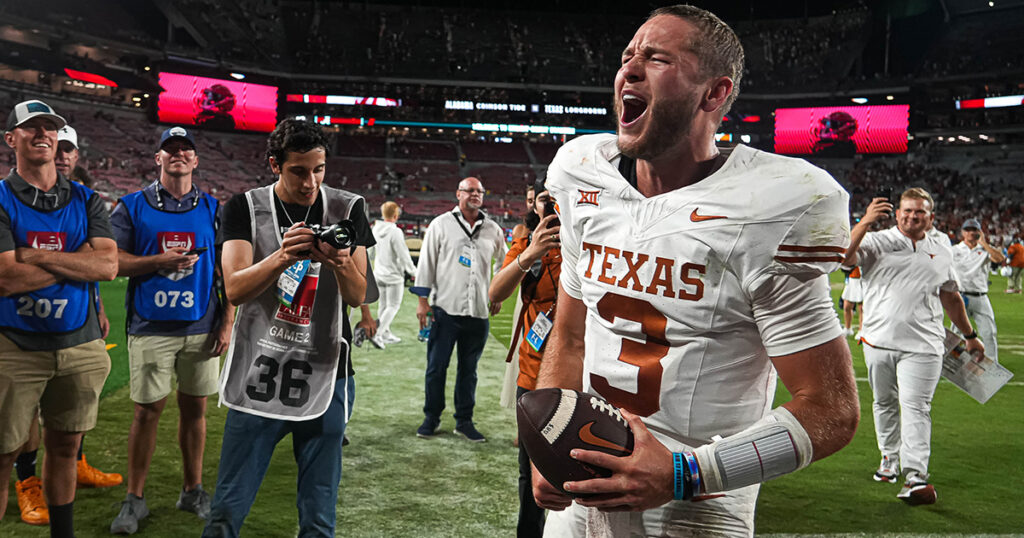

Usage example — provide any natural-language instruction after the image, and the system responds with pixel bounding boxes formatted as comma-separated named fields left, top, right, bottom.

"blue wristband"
left=673, top=453, right=686, bottom=500
left=684, top=451, right=701, bottom=498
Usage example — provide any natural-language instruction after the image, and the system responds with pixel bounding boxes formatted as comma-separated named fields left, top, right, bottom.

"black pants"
left=517, top=386, right=545, bottom=537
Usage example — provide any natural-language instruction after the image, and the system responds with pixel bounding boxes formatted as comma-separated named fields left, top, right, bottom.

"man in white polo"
left=951, top=218, right=1004, bottom=362
left=845, top=188, right=984, bottom=506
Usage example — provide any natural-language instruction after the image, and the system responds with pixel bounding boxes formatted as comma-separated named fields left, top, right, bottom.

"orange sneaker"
left=16, top=476, right=49, bottom=526
left=77, top=455, right=123, bottom=488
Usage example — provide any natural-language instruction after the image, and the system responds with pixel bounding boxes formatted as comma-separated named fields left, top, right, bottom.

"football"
left=517, top=388, right=634, bottom=496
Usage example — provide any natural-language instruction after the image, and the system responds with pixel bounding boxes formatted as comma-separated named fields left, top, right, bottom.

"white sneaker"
left=897, top=471, right=936, bottom=505
left=382, top=332, right=401, bottom=344
left=843, top=327, right=854, bottom=337
left=369, top=334, right=387, bottom=350
left=873, top=455, right=900, bottom=483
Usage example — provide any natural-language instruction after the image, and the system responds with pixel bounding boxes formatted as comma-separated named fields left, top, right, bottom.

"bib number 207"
left=16, top=297, right=68, bottom=319
left=245, top=355, right=313, bottom=408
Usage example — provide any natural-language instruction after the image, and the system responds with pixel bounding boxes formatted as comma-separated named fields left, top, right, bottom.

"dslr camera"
left=301, top=220, right=356, bottom=254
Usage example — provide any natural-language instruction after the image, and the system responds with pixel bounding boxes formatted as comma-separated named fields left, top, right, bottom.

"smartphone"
left=876, top=188, right=893, bottom=217
left=185, top=246, right=208, bottom=256
left=543, top=199, right=560, bottom=228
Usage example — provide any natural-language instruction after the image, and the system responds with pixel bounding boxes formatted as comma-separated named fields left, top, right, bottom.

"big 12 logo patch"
left=157, top=231, right=196, bottom=281
left=27, top=231, right=67, bottom=251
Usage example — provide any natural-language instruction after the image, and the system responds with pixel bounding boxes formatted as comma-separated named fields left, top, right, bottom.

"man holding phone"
left=109, top=126, right=234, bottom=534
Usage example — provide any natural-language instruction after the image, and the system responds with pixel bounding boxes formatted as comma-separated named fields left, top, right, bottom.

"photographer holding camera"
left=488, top=177, right=560, bottom=537
left=202, top=119, right=374, bottom=537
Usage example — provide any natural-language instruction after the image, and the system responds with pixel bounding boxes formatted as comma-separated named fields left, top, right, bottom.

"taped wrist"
left=692, top=407, right=813, bottom=494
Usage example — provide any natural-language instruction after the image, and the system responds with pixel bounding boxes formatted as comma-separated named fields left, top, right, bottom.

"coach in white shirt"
left=951, top=218, right=1005, bottom=361
left=371, top=201, right=417, bottom=345
left=414, top=177, right=507, bottom=442
left=845, top=188, right=983, bottom=506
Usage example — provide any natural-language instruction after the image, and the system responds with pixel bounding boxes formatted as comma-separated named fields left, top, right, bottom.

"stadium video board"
left=157, top=72, right=278, bottom=132
left=774, top=105, right=909, bottom=156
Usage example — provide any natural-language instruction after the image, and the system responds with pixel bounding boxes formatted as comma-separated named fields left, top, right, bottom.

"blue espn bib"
left=0, top=180, right=91, bottom=333
left=120, top=189, right=218, bottom=322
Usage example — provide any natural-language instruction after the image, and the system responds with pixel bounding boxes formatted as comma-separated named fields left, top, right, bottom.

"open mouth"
left=620, top=94, right=648, bottom=126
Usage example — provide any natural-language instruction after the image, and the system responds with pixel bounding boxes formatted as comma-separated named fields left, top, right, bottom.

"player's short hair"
left=647, top=5, right=745, bottom=115
left=899, top=187, right=935, bottom=212
left=266, top=118, right=330, bottom=166
left=381, top=201, right=401, bottom=220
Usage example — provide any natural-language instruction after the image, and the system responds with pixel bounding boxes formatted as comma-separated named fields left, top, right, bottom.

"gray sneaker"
left=176, top=484, right=211, bottom=520
left=110, top=493, right=149, bottom=534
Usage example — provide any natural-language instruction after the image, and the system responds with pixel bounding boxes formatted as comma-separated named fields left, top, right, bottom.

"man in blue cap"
left=109, top=126, right=234, bottom=534
left=951, top=218, right=1004, bottom=361
left=0, top=99, right=118, bottom=535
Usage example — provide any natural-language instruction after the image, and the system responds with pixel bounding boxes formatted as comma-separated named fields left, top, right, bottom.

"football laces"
left=589, top=397, right=625, bottom=424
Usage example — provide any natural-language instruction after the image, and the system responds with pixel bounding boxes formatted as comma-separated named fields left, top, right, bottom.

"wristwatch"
left=964, top=331, right=979, bottom=340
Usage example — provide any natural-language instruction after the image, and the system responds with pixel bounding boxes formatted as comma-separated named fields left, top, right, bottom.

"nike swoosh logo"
left=578, top=422, right=628, bottom=453
left=690, top=494, right=727, bottom=502
left=690, top=208, right=728, bottom=222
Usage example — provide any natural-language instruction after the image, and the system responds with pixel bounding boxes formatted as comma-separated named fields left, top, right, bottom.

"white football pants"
left=543, top=486, right=758, bottom=538
left=863, top=346, right=942, bottom=477
left=377, top=281, right=404, bottom=337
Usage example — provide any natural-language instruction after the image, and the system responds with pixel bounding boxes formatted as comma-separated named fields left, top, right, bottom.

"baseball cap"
left=158, top=126, right=196, bottom=151
left=5, top=100, right=67, bottom=132
left=961, top=218, right=981, bottom=230
left=57, top=125, right=78, bottom=149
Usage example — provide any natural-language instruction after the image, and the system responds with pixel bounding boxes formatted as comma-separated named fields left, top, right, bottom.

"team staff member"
left=371, top=201, right=416, bottom=346
left=414, top=177, right=507, bottom=443
left=488, top=177, right=561, bottom=537
left=109, top=127, right=234, bottom=534
left=951, top=218, right=1004, bottom=361
left=532, top=8, right=860, bottom=536
left=12, top=124, right=120, bottom=529
left=203, top=119, right=374, bottom=538
left=1007, top=235, right=1024, bottom=293
left=0, top=100, right=117, bottom=536
left=845, top=190, right=983, bottom=505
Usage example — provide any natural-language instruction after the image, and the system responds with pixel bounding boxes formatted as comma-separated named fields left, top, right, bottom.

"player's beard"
left=616, top=91, right=698, bottom=161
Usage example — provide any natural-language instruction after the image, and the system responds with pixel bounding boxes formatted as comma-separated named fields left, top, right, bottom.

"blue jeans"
left=423, top=307, right=489, bottom=425
left=202, top=376, right=355, bottom=538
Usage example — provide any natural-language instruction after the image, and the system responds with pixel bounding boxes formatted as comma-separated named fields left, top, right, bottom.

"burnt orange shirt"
left=1008, top=243, right=1024, bottom=268
left=502, top=237, right=561, bottom=390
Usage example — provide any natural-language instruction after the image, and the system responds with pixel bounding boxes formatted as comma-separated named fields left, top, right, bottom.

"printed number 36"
left=246, top=355, right=313, bottom=408
left=589, top=293, right=669, bottom=417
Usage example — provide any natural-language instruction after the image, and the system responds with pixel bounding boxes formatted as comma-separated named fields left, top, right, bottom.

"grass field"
left=2, top=271, right=1022, bottom=537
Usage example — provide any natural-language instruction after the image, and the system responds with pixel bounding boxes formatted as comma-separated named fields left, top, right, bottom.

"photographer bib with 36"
left=219, top=184, right=362, bottom=420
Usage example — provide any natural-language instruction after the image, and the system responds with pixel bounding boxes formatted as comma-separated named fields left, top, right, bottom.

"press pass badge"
left=525, top=311, right=553, bottom=352
left=277, top=259, right=310, bottom=308
left=458, top=245, right=473, bottom=268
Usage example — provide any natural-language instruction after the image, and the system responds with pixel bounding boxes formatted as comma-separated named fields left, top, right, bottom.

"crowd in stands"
left=8, top=0, right=1021, bottom=94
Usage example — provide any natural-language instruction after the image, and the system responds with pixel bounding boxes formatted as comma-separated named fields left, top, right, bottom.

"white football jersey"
left=546, top=134, right=850, bottom=446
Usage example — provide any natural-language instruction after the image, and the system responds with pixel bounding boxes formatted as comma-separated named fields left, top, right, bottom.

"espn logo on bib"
left=158, top=232, right=196, bottom=281
left=159, top=232, right=195, bottom=252
left=27, top=231, right=67, bottom=251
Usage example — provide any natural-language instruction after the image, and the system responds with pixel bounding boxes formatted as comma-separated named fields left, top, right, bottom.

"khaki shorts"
left=128, top=334, right=220, bottom=404
left=0, top=334, right=110, bottom=454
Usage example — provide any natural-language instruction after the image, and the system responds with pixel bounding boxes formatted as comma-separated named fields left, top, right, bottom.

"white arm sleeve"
left=692, top=406, right=814, bottom=494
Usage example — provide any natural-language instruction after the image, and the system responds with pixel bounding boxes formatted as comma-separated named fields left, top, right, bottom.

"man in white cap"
left=0, top=99, right=118, bottom=535
left=951, top=218, right=1004, bottom=361
left=11, top=122, right=122, bottom=527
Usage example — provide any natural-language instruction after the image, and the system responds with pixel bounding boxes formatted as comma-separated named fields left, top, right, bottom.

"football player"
left=532, top=6, right=860, bottom=536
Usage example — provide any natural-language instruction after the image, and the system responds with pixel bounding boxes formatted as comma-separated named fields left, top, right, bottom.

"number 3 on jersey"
left=590, top=292, right=669, bottom=417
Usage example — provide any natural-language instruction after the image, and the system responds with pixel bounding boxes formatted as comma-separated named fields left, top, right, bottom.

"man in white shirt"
left=951, top=218, right=1004, bottom=361
left=845, top=188, right=984, bottom=506
left=414, top=177, right=507, bottom=442
left=371, top=201, right=416, bottom=347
